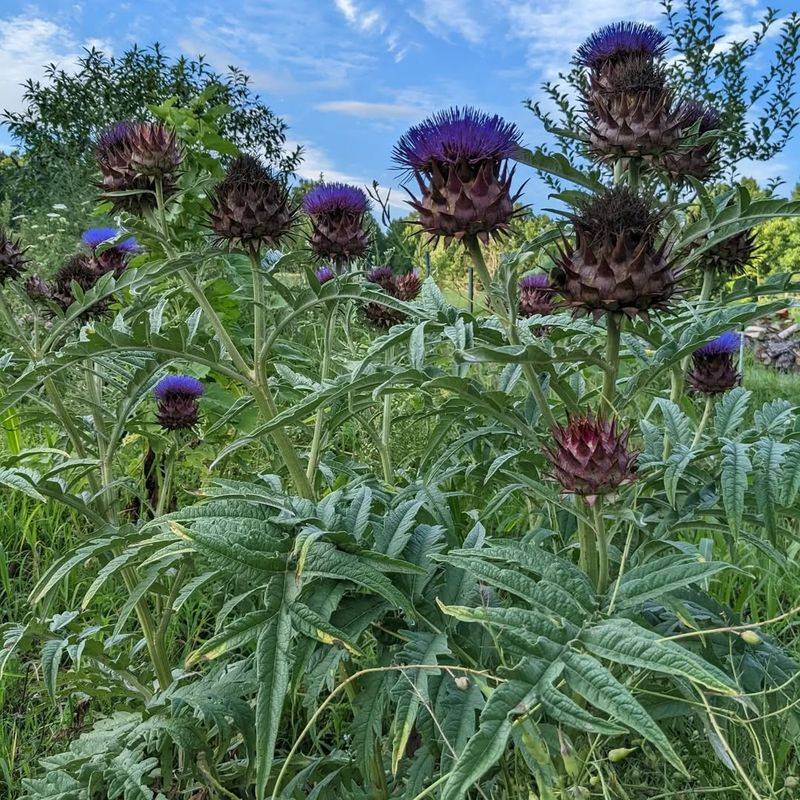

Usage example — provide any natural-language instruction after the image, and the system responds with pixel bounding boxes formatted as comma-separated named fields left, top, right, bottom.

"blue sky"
left=2, top=0, right=799, bottom=212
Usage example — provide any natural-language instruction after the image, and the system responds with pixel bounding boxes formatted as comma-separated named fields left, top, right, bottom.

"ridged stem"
left=576, top=509, right=599, bottom=589
left=593, top=500, right=609, bottom=594
left=692, top=395, right=715, bottom=448
left=379, top=351, right=395, bottom=485
left=306, top=303, right=337, bottom=485
left=464, top=236, right=557, bottom=430
left=601, top=313, right=622, bottom=416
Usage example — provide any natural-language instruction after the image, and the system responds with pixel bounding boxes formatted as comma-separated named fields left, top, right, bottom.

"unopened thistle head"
left=210, top=154, right=298, bottom=251
left=153, top=374, right=204, bottom=430
left=577, top=23, right=683, bottom=160
left=703, top=228, right=759, bottom=276
left=96, top=120, right=183, bottom=213
left=0, top=228, right=27, bottom=285
left=363, top=268, right=422, bottom=328
left=553, top=186, right=681, bottom=320
left=393, top=107, right=523, bottom=246
left=303, top=182, right=371, bottom=262
left=545, top=414, right=637, bottom=499
left=518, top=274, right=555, bottom=318
left=661, top=102, right=721, bottom=180
left=687, top=331, right=742, bottom=395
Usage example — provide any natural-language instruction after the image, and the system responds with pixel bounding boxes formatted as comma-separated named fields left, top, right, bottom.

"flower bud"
left=0, top=228, right=27, bottom=285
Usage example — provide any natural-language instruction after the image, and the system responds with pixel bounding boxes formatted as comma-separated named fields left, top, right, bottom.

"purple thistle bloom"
left=82, top=227, right=119, bottom=249
left=302, top=183, right=369, bottom=216
left=153, top=374, right=205, bottom=400
left=97, top=120, right=135, bottom=150
left=695, top=331, right=741, bottom=357
left=315, top=265, right=335, bottom=284
left=153, top=374, right=204, bottom=430
left=117, top=236, right=141, bottom=253
left=576, top=22, right=668, bottom=69
left=519, top=274, right=550, bottom=290
left=367, top=266, right=394, bottom=285
left=393, top=107, right=522, bottom=173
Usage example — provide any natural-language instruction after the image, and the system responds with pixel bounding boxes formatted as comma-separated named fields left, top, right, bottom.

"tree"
left=2, top=44, right=301, bottom=212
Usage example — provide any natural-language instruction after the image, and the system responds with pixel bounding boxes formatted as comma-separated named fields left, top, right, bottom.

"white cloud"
left=334, top=0, right=386, bottom=33
left=315, top=100, right=423, bottom=118
left=0, top=16, right=81, bottom=118
left=408, top=0, right=482, bottom=43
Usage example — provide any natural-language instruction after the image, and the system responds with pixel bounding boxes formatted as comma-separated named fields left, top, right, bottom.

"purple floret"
left=82, top=227, right=119, bottom=248
left=576, top=22, right=668, bottom=69
left=316, top=266, right=335, bottom=284
left=117, top=236, right=141, bottom=253
left=519, top=274, right=550, bottom=290
left=97, top=120, right=134, bottom=150
left=695, top=331, right=741, bottom=356
left=367, top=266, right=394, bottom=285
left=153, top=374, right=204, bottom=399
left=393, top=107, right=522, bottom=172
left=302, top=183, right=369, bottom=216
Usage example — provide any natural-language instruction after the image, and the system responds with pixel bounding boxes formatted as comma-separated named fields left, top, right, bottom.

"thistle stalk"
left=306, top=304, right=337, bottom=484
left=692, top=395, right=715, bottom=448
left=601, top=313, right=622, bottom=416
left=464, top=236, right=557, bottom=430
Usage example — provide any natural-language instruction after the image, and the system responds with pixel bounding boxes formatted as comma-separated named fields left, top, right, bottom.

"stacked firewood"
left=745, top=310, right=800, bottom=372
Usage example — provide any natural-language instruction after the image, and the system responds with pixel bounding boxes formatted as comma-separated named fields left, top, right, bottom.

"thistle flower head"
left=0, top=228, right=28, bottom=285
left=394, top=107, right=523, bottom=246
left=153, top=374, right=204, bottom=430
left=573, top=187, right=662, bottom=246
left=392, top=107, right=522, bottom=173
left=688, top=332, right=741, bottom=394
left=153, top=374, right=205, bottom=400
left=554, top=187, right=680, bottom=319
left=303, top=182, right=371, bottom=262
left=210, top=154, right=298, bottom=250
left=315, top=266, right=335, bottom=284
left=680, top=101, right=722, bottom=133
left=519, top=273, right=555, bottom=319
left=576, top=22, right=668, bottom=70
left=367, top=266, right=395, bottom=287
left=82, top=228, right=119, bottom=249
left=363, top=269, right=421, bottom=328
left=303, top=183, right=369, bottom=216
left=545, top=414, right=637, bottom=498
left=95, top=120, right=182, bottom=213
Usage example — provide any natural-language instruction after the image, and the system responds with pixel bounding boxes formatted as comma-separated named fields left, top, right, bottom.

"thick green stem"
left=378, top=351, right=395, bottom=485
left=601, top=314, right=622, bottom=416
left=700, top=266, right=716, bottom=303
left=306, top=305, right=336, bottom=484
left=576, top=511, right=599, bottom=588
left=593, top=501, right=609, bottom=594
left=464, top=237, right=557, bottom=430
left=627, top=157, right=641, bottom=192
left=692, top=395, right=715, bottom=448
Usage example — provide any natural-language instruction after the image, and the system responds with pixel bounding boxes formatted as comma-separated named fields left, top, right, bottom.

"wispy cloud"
left=407, top=0, right=483, bottom=43
left=315, top=99, right=423, bottom=118
left=334, top=0, right=385, bottom=32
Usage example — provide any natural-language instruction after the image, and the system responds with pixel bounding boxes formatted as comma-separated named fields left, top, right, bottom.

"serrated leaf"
left=714, top=387, right=750, bottom=439
left=720, top=440, right=750, bottom=536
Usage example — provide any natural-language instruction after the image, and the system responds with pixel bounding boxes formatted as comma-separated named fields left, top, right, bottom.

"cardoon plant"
left=363, top=267, right=422, bottom=328
left=303, top=182, right=371, bottom=265
left=661, top=102, right=722, bottom=180
left=518, top=273, right=554, bottom=318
